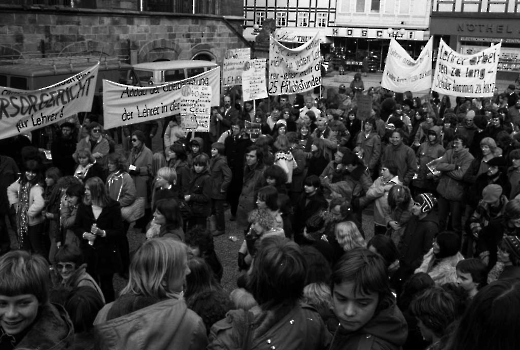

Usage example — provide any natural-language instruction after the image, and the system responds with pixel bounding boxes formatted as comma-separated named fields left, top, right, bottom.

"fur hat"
left=508, top=84, right=516, bottom=91
left=435, top=231, right=461, bottom=259
left=414, top=193, right=437, bottom=213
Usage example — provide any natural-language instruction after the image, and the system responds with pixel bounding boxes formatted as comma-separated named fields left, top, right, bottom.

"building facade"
left=430, top=0, right=520, bottom=79
left=243, top=0, right=431, bottom=71
left=0, top=0, right=248, bottom=64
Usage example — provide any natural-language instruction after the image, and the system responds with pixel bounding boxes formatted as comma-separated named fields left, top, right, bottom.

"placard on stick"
left=356, top=95, right=372, bottom=121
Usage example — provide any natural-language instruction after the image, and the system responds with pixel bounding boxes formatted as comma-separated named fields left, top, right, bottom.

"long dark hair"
left=184, top=257, right=220, bottom=300
left=444, top=280, right=520, bottom=350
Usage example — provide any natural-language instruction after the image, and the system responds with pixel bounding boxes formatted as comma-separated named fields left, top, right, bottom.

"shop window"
left=298, top=12, right=309, bottom=27
left=255, top=12, right=265, bottom=25
left=317, top=13, right=327, bottom=27
left=371, top=0, right=380, bottom=12
left=356, top=0, right=365, bottom=12
left=276, top=12, right=287, bottom=27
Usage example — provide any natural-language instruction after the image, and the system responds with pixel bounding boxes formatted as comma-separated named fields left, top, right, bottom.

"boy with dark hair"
left=329, top=248, right=408, bottom=350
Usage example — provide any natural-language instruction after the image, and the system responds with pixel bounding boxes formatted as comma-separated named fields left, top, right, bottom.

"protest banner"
left=222, top=48, right=251, bottom=87
left=356, top=94, right=372, bottom=121
left=268, top=33, right=322, bottom=95
left=103, top=67, right=220, bottom=130
left=382, top=37, right=433, bottom=93
left=179, top=85, right=212, bottom=132
left=0, top=63, right=99, bottom=141
left=242, top=59, right=268, bottom=101
left=432, top=39, right=501, bottom=98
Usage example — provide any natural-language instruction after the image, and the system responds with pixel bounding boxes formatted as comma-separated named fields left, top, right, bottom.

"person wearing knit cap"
left=487, top=236, right=520, bottom=282
left=393, top=193, right=439, bottom=287
left=414, top=125, right=445, bottom=194
left=478, top=198, right=520, bottom=270
left=467, top=184, right=508, bottom=257
left=415, top=231, right=464, bottom=285
left=473, top=157, right=511, bottom=205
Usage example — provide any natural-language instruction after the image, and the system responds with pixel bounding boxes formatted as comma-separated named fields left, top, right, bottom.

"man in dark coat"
left=224, top=123, right=252, bottom=221
left=51, top=122, right=77, bottom=176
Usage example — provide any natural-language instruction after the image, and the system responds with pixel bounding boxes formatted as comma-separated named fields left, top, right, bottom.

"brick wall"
left=0, top=5, right=249, bottom=64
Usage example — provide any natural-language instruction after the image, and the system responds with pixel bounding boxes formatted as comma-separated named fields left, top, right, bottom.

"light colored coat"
left=415, top=248, right=464, bottom=285
left=7, top=181, right=45, bottom=226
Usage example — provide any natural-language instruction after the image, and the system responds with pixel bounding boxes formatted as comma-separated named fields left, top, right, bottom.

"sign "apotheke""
left=457, top=23, right=519, bottom=35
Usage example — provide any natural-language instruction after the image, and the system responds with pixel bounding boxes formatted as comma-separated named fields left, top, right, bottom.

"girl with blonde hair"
left=335, top=221, right=366, bottom=252
left=94, top=238, right=208, bottom=349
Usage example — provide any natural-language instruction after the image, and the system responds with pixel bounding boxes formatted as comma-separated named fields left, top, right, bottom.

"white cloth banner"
left=0, top=63, right=99, bottom=140
left=222, top=48, right=251, bottom=87
left=179, top=85, right=212, bottom=132
left=268, top=34, right=322, bottom=96
left=432, top=39, right=501, bottom=97
left=382, top=37, right=433, bottom=93
left=103, top=67, right=220, bottom=130
left=242, top=59, right=268, bottom=101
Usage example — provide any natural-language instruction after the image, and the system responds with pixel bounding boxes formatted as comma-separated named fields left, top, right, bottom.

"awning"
left=242, top=27, right=332, bottom=44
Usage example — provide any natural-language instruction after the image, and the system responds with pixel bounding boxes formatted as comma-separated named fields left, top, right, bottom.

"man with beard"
left=215, top=95, right=239, bottom=137
left=380, top=129, right=416, bottom=187
left=436, top=133, right=474, bottom=236
left=456, top=110, right=478, bottom=150
left=51, top=122, right=77, bottom=176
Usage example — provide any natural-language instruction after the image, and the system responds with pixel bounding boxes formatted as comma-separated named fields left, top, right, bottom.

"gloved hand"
left=238, top=252, right=247, bottom=270
left=129, top=169, right=139, bottom=176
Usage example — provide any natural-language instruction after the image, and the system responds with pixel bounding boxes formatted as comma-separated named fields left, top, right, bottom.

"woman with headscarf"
left=415, top=231, right=464, bottom=285
left=128, top=130, right=153, bottom=231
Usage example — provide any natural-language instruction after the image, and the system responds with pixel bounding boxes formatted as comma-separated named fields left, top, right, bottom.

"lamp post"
left=387, top=27, right=406, bottom=39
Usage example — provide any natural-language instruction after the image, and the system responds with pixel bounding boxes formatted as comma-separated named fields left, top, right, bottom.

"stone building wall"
left=0, top=5, right=249, bottom=64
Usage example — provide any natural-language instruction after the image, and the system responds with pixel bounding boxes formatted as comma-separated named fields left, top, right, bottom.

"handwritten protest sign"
left=179, top=85, right=212, bottom=132
left=382, top=37, right=433, bottom=93
left=242, top=59, right=268, bottom=101
left=268, top=34, right=322, bottom=95
left=432, top=39, right=500, bottom=97
left=356, top=94, right=372, bottom=121
left=103, top=67, right=220, bottom=130
left=223, top=48, right=251, bottom=87
left=0, top=63, right=99, bottom=140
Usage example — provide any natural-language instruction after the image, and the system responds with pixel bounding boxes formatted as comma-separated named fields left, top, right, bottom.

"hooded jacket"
left=188, top=137, right=208, bottom=167
left=10, top=303, right=74, bottom=350
left=436, top=147, right=474, bottom=201
left=381, top=142, right=417, bottom=186
left=365, top=175, right=401, bottom=226
left=329, top=303, right=408, bottom=350
left=94, top=297, right=207, bottom=350
left=414, top=126, right=445, bottom=190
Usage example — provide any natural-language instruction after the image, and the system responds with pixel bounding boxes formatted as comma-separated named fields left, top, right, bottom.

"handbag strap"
left=241, top=312, right=254, bottom=350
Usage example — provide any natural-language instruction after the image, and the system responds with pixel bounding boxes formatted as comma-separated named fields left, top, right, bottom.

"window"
left=356, top=0, right=365, bottom=12
left=165, top=69, right=185, bottom=82
left=298, top=12, right=309, bottom=27
left=255, top=12, right=265, bottom=25
left=371, top=0, right=380, bottom=12
left=10, top=77, right=28, bottom=90
left=276, top=12, right=287, bottom=26
left=317, top=13, right=327, bottom=27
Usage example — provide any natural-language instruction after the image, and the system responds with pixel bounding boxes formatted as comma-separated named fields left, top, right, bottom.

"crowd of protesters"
left=1, top=78, right=520, bottom=350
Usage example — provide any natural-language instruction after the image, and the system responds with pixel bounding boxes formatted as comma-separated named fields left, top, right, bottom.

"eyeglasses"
left=25, top=170, right=36, bottom=175
left=381, top=167, right=388, bottom=171
left=56, top=263, right=75, bottom=270
left=413, top=202, right=422, bottom=207
left=92, top=129, right=101, bottom=133
left=131, top=138, right=138, bottom=142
